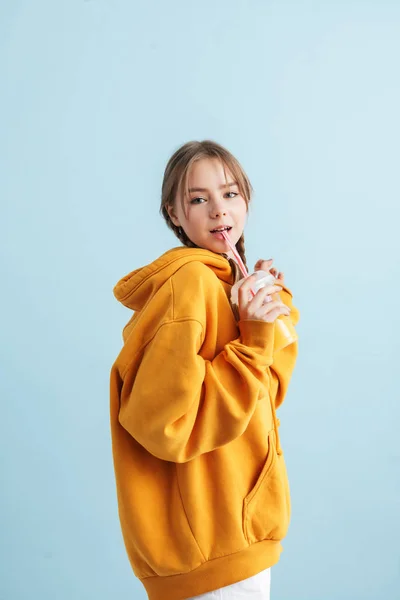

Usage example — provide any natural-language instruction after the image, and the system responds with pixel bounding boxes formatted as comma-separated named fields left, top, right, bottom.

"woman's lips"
left=211, top=231, right=227, bottom=240
left=210, top=228, right=232, bottom=240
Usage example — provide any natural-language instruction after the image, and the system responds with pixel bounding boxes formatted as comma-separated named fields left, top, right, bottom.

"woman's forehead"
left=188, top=158, right=234, bottom=186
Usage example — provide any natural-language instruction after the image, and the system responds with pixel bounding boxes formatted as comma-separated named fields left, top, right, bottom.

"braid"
left=235, top=233, right=248, bottom=272
left=161, top=206, right=200, bottom=249
left=176, top=226, right=199, bottom=249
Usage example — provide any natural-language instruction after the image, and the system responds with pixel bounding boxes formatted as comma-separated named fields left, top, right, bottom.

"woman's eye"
left=190, top=192, right=238, bottom=204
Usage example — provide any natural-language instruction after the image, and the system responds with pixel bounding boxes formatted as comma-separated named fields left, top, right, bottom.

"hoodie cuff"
left=238, top=320, right=275, bottom=359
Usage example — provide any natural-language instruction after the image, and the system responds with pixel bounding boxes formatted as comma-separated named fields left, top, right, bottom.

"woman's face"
left=167, top=158, right=248, bottom=260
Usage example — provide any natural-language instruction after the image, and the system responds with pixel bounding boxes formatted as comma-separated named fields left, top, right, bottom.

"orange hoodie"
left=110, top=246, right=299, bottom=600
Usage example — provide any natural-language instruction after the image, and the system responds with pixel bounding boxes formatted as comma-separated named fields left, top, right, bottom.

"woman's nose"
left=212, top=209, right=227, bottom=217
left=210, top=201, right=227, bottom=217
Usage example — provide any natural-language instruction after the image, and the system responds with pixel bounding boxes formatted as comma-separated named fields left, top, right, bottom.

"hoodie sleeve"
left=270, top=285, right=300, bottom=409
left=118, top=317, right=277, bottom=463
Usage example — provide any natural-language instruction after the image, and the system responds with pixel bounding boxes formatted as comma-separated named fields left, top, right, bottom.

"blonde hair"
left=160, top=140, right=253, bottom=270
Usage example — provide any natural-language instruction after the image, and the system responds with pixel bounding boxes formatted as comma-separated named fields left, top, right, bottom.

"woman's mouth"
left=210, top=226, right=232, bottom=240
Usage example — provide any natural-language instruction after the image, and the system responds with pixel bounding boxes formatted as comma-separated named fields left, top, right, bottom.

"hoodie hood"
left=113, top=246, right=235, bottom=311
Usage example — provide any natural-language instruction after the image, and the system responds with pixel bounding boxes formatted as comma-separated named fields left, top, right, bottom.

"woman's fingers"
left=237, top=270, right=289, bottom=323
left=255, top=299, right=288, bottom=318
left=271, top=269, right=284, bottom=284
left=259, top=304, right=290, bottom=323
left=254, top=258, right=273, bottom=271
left=237, top=274, right=257, bottom=308
left=269, top=267, right=282, bottom=277
left=250, top=284, right=282, bottom=311
left=254, top=261, right=285, bottom=286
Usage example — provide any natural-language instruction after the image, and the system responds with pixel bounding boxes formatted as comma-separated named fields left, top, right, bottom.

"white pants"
left=188, top=567, right=271, bottom=599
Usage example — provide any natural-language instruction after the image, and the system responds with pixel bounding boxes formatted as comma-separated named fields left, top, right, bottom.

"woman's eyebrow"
left=188, top=181, right=238, bottom=193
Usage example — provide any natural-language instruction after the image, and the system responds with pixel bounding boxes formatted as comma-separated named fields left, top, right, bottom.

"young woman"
left=110, top=140, right=299, bottom=600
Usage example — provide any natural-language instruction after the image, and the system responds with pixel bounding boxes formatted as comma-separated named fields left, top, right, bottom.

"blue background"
left=1, top=1, right=399, bottom=599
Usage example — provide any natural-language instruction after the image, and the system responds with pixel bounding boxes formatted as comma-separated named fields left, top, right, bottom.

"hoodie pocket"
left=243, top=431, right=291, bottom=544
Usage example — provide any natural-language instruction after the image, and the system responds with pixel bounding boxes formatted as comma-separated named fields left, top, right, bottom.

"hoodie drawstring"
left=269, top=387, right=282, bottom=455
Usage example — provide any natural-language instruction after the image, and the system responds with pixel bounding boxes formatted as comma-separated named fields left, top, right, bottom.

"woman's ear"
left=166, top=204, right=180, bottom=227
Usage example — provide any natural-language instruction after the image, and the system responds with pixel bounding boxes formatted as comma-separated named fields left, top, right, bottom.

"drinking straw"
left=221, top=230, right=256, bottom=297
left=221, top=230, right=249, bottom=277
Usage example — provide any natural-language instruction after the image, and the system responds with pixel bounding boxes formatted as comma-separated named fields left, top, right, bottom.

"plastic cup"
left=230, top=270, right=297, bottom=352
left=220, top=231, right=297, bottom=351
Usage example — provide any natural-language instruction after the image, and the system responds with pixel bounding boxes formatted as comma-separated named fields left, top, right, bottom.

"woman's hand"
left=238, top=273, right=290, bottom=323
left=254, top=258, right=285, bottom=285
